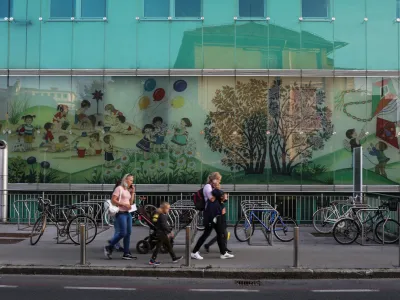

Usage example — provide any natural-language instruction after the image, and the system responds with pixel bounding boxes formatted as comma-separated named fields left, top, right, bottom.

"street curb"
left=1, top=265, right=400, bottom=279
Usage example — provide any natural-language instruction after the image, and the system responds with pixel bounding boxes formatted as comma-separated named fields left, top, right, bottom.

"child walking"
left=149, top=202, right=183, bottom=266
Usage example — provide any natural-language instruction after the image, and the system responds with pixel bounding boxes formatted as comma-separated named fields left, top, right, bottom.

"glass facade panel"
left=81, top=0, right=106, bottom=18
left=50, top=0, right=75, bottom=18
left=302, top=0, right=330, bottom=19
left=238, top=0, right=265, bottom=18
left=0, top=0, right=12, bottom=18
left=144, top=0, right=169, bottom=18
left=175, top=0, right=201, bottom=18
left=8, top=0, right=27, bottom=69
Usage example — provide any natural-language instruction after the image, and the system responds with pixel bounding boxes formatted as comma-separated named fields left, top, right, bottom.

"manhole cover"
left=0, top=233, right=32, bottom=238
left=0, top=239, right=25, bottom=244
left=310, top=232, right=332, bottom=237
left=234, top=280, right=261, bottom=286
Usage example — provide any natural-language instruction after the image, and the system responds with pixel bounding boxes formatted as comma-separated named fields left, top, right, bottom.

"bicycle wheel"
left=273, top=217, right=297, bottom=242
left=332, top=218, right=359, bottom=245
left=234, top=216, right=255, bottom=242
left=30, top=215, right=47, bottom=245
left=375, top=219, right=400, bottom=244
left=136, top=240, right=150, bottom=254
left=312, top=207, right=337, bottom=233
left=138, top=204, right=157, bottom=227
left=104, top=210, right=115, bottom=227
left=67, top=215, right=98, bottom=245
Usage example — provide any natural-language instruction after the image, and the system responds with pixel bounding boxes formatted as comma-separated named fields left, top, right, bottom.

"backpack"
left=193, top=187, right=205, bottom=211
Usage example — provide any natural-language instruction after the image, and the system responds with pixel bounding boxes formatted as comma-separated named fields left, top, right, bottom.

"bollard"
left=0, top=140, right=8, bottom=223
left=293, top=226, right=299, bottom=268
left=185, top=226, right=191, bottom=267
left=79, top=224, right=86, bottom=265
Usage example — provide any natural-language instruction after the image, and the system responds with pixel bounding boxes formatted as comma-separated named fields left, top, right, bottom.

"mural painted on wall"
left=0, top=76, right=399, bottom=185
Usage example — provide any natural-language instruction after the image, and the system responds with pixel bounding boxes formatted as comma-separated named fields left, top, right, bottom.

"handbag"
left=107, top=188, right=122, bottom=217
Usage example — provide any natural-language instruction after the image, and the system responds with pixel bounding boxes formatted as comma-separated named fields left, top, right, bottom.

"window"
left=397, top=0, right=400, bottom=18
left=302, top=0, right=330, bottom=19
left=50, top=0, right=106, bottom=19
left=239, top=0, right=265, bottom=18
left=144, top=0, right=202, bottom=18
left=0, top=0, right=13, bottom=19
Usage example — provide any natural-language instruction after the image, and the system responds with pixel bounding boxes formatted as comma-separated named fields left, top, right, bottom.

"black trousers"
left=192, top=222, right=226, bottom=255
left=206, top=229, right=228, bottom=249
left=151, top=235, right=176, bottom=260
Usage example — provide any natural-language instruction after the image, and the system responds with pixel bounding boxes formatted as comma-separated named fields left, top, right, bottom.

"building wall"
left=0, top=0, right=399, bottom=70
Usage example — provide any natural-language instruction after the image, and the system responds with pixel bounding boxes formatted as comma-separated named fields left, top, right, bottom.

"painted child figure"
left=152, top=116, right=167, bottom=153
left=136, top=124, right=155, bottom=160
left=171, top=118, right=192, bottom=146
left=53, top=105, right=69, bottom=132
left=110, top=115, right=140, bottom=135
left=105, top=104, right=124, bottom=126
left=48, top=135, right=70, bottom=153
left=368, top=141, right=390, bottom=178
left=40, top=122, right=55, bottom=147
left=396, top=121, right=400, bottom=153
left=17, top=115, right=36, bottom=150
left=86, top=132, right=102, bottom=156
left=103, top=135, right=115, bottom=167
left=75, top=100, right=91, bottom=129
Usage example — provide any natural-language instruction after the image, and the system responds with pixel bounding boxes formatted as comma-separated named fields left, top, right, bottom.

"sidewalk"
left=0, top=224, right=399, bottom=279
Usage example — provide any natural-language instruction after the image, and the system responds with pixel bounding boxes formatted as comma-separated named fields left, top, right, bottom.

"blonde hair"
left=207, top=172, right=222, bottom=188
left=120, top=173, right=134, bottom=189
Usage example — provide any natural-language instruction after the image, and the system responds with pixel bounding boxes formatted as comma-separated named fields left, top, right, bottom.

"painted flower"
left=120, top=155, right=129, bottom=164
left=188, top=161, right=196, bottom=169
left=177, top=157, right=186, bottom=167
left=114, top=164, right=123, bottom=172
left=104, top=169, right=113, bottom=177
left=40, top=161, right=50, bottom=169
left=148, top=164, right=157, bottom=172
left=185, top=148, right=194, bottom=158
left=172, top=148, right=183, bottom=157
left=159, top=160, right=167, bottom=169
left=26, top=156, right=37, bottom=165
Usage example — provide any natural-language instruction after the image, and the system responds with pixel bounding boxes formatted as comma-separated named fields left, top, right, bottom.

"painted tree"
left=268, top=81, right=334, bottom=175
left=204, top=79, right=269, bottom=174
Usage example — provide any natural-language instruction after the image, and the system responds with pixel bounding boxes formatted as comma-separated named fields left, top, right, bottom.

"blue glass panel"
left=239, top=0, right=264, bottom=18
left=175, top=0, right=201, bottom=17
left=144, top=0, right=169, bottom=18
left=0, top=0, right=12, bottom=18
left=81, top=0, right=106, bottom=18
left=51, top=0, right=75, bottom=18
left=397, top=0, right=400, bottom=18
left=302, top=0, right=329, bottom=18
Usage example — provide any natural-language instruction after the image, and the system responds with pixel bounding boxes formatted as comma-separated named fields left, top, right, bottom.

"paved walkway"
left=0, top=224, right=398, bottom=269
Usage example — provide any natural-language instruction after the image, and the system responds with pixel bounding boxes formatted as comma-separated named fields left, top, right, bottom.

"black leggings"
left=192, top=222, right=226, bottom=255
left=206, top=229, right=228, bottom=249
left=151, top=235, right=176, bottom=260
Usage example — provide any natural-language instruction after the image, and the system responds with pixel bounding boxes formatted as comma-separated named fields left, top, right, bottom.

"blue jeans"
left=109, top=212, right=132, bottom=254
left=112, top=218, right=122, bottom=250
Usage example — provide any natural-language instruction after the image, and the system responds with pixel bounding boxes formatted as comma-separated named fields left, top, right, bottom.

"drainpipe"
left=0, top=140, right=8, bottom=223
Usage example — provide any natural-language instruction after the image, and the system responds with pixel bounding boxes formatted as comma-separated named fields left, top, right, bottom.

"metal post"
left=79, top=224, right=86, bottom=265
left=185, top=226, right=191, bottom=267
left=0, top=140, right=8, bottom=223
left=293, top=226, right=299, bottom=268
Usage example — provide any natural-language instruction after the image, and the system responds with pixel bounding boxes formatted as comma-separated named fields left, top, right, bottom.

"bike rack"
left=12, top=199, right=40, bottom=231
left=355, top=208, right=390, bottom=246
left=240, top=199, right=278, bottom=246
left=170, top=199, right=199, bottom=246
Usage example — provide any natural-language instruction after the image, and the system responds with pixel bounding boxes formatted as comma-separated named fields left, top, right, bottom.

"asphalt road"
left=0, top=275, right=399, bottom=299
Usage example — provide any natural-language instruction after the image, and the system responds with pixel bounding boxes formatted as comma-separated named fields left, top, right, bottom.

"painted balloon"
left=171, top=96, right=185, bottom=109
left=173, top=80, right=187, bottom=92
left=144, top=78, right=156, bottom=92
left=139, top=96, right=150, bottom=110
left=153, top=88, right=165, bottom=102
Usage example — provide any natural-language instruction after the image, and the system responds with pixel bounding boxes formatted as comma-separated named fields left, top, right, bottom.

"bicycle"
left=30, top=197, right=98, bottom=246
left=332, top=200, right=400, bottom=245
left=234, top=204, right=297, bottom=242
left=103, top=197, right=157, bottom=228
left=312, top=196, right=368, bottom=233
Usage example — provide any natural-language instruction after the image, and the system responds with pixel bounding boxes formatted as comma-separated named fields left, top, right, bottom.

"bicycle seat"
left=64, top=204, right=77, bottom=210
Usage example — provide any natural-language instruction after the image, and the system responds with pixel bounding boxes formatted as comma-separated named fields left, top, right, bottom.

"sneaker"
left=172, top=256, right=183, bottom=263
left=204, top=244, right=210, bottom=253
left=122, top=253, right=137, bottom=260
left=220, top=252, right=234, bottom=259
left=191, top=252, right=203, bottom=260
left=149, top=259, right=161, bottom=266
left=104, top=246, right=112, bottom=259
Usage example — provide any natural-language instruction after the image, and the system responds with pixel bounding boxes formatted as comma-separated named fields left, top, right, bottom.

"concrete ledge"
left=1, top=265, right=400, bottom=279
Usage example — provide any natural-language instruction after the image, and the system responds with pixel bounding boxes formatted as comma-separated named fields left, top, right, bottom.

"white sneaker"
left=191, top=252, right=204, bottom=260
left=220, top=252, right=234, bottom=259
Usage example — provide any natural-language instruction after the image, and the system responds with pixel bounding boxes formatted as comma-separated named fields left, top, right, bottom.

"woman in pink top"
left=104, top=174, right=136, bottom=260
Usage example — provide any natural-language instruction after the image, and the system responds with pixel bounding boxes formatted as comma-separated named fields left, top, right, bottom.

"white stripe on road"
left=190, top=289, right=259, bottom=293
left=0, top=285, right=18, bottom=288
left=64, top=287, right=136, bottom=291
left=312, top=289, right=379, bottom=293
